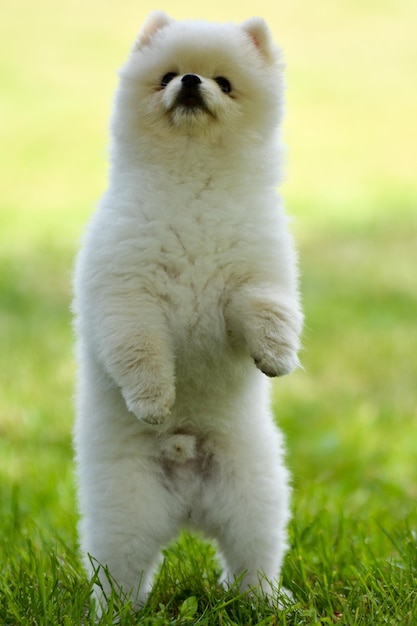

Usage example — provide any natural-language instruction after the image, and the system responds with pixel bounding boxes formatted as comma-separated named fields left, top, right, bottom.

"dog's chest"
left=158, top=234, right=228, bottom=337
left=143, top=214, right=241, bottom=347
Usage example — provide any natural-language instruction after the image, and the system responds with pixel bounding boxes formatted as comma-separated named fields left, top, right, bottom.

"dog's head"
left=114, top=12, right=284, bottom=144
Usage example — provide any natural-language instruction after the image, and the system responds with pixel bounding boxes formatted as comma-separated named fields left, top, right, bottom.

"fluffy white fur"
left=73, top=11, right=303, bottom=611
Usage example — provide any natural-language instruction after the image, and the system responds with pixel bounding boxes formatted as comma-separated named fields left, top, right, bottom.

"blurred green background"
left=1, top=0, right=416, bottom=539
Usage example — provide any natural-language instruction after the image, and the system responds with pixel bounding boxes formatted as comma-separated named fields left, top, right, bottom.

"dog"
left=73, top=11, right=303, bottom=611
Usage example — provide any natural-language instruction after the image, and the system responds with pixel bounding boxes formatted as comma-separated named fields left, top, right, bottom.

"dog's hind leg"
left=199, top=423, right=291, bottom=600
left=78, top=457, right=184, bottom=612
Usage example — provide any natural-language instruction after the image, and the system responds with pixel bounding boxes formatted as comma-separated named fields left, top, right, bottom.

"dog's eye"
left=214, top=76, right=232, bottom=94
left=160, top=72, right=178, bottom=88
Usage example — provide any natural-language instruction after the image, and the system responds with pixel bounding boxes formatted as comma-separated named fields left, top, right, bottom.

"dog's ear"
left=132, top=11, right=173, bottom=51
left=241, top=17, right=275, bottom=62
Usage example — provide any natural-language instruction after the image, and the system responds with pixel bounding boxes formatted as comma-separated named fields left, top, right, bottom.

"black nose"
left=181, top=74, right=202, bottom=87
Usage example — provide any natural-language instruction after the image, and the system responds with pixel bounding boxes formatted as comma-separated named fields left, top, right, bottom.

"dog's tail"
left=160, top=434, right=197, bottom=463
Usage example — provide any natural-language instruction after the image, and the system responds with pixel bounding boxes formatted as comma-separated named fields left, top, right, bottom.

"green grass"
left=1, top=0, right=417, bottom=623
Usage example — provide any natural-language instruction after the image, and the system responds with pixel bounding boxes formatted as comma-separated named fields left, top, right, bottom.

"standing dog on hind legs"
left=73, top=10, right=303, bottom=612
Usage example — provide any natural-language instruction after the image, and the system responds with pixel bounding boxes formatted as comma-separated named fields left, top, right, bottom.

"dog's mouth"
left=171, top=79, right=211, bottom=115
left=176, top=92, right=207, bottom=109
left=164, top=74, right=218, bottom=130
left=173, top=89, right=209, bottom=113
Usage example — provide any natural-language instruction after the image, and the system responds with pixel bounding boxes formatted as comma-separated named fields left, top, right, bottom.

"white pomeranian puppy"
left=73, top=11, right=303, bottom=611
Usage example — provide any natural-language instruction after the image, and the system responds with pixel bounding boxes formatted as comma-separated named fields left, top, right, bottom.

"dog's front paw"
left=246, top=306, right=302, bottom=378
left=123, top=383, right=175, bottom=425
left=251, top=328, right=300, bottom=377
left=225, top=290, right=303, bottom=378
left=253, top=342, right=299, bottom=378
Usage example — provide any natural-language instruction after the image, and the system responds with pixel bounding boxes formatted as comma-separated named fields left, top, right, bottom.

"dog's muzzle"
left=175, top=74, right=207, bottom=110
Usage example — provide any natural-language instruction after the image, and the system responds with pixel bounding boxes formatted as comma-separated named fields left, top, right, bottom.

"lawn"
left=1, top=0, right=416, bottom=623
